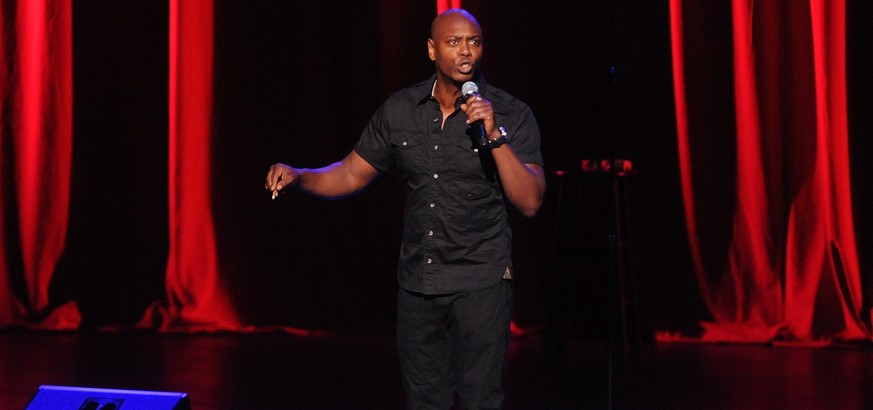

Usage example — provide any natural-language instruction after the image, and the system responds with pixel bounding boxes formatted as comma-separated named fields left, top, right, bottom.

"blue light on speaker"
left=25, top=385, right=191, bottom=410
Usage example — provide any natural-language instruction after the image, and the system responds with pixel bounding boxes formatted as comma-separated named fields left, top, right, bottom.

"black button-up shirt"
left=355, top=74, right=543, bottom=294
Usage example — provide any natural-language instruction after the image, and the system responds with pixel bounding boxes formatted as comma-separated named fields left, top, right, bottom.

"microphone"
left=461, top=81, right=489, bottom=148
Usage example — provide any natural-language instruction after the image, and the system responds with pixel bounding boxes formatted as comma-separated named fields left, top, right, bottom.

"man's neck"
left=432, top=76, right=462, bottom=110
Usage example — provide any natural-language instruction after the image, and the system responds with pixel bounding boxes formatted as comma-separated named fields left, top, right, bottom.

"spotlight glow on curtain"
left=162, top=0, right=240, bottom=330
left=436, top=0, right=462, bottom=14
left=670, top=0, right=869, bottom=342
left=0, top=0, right=78, bottom=329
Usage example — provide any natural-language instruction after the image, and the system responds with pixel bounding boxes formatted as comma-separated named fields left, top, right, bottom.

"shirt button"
left=402, top=141, right=408, bottom=147
left=433, top=173, right=439, bottom=179
left=427, top=258, right=433, bottom=264
left=429, top=203, right=435, bottom=208
left=433, top=118, right=439, bottom=123
left=434, top=145, right=439, bottom=150
left=473, top=148, right=479, bottom=153
left=428, top=230, right=433, bottom=236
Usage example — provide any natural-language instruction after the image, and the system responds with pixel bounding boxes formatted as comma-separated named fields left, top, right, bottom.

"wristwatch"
left=484, top=127, right=509, bottom=150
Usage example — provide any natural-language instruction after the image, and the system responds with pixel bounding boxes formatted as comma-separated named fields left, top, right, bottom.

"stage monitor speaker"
left=25, top=385, right=190, bottom=410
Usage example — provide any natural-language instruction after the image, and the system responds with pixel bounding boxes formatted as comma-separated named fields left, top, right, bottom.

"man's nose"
left=459, top=42, right=472, bottom=56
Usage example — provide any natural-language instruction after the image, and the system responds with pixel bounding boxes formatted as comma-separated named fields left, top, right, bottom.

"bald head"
left=430, top=8, right=482, bottom=40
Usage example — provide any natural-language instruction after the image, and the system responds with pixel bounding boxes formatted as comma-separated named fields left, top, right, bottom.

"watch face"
left=497, top=127, right=508, bottom=143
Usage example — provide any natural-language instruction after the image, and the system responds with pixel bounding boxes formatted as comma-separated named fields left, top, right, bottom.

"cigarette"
left=271, top=190, right=278, bottom=200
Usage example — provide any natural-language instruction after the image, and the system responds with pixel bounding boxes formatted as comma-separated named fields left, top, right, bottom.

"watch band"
left=484, top=127, right=509, bottom=150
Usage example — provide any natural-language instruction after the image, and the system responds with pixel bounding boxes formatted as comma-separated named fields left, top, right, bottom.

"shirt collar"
left=416, top=73, right=488, bottom=106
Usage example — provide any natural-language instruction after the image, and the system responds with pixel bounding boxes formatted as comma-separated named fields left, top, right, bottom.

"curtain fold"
left=670, top=0, right=869, bottom=342
left=0, top=0, right=78, bottom=329
left=436, top=0, right=462, bottom=14
left=154, top=0, right=240, bottom=330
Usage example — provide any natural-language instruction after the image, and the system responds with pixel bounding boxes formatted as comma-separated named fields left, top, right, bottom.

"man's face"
left=428, top=13, right=483, bottom=84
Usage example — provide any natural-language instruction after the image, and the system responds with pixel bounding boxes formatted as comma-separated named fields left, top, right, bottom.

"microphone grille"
left=461, top=81, right=478, bottom=97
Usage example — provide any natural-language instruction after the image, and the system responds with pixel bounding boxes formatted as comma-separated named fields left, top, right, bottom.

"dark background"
left=49, top=1, right=872, bottom=339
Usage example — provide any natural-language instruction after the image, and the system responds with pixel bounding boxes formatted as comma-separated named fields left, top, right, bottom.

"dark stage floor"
left=1, top=330, right=871, bottom=409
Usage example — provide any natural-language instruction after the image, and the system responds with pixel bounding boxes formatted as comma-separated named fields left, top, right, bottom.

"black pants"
left=396, top=279, right=512, bottom=410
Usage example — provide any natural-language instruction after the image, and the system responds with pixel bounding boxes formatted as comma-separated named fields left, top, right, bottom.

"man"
left=265, top=8, right=545, bottom=409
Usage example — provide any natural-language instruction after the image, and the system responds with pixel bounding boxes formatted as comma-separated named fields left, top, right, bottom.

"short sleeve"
left=508, top=105, right=544, bottom=167
left=353, top=102, right=393, bottom=172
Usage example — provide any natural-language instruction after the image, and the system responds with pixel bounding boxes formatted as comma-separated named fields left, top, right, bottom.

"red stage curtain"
left=436, top=0, right=462, bottom=14
left=670, top=0, right=869, bottom=342
left=155, top=0, right=241, bottom=330
left=0, top=0, right=79, bottom=329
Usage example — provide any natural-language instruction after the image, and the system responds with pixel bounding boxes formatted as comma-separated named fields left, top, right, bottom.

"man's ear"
left=427, top=39, right=436, bottom=61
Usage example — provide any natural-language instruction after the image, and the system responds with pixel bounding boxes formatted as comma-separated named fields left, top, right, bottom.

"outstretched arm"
left=265, top=150, right=380, bottom=200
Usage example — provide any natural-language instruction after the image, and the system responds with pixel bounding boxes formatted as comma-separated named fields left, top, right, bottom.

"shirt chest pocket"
left=462, top=183, right=492, bottom=201
left=452, top=142, right=493, bottom=177
left=390, top=132, right=424, bottom=172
